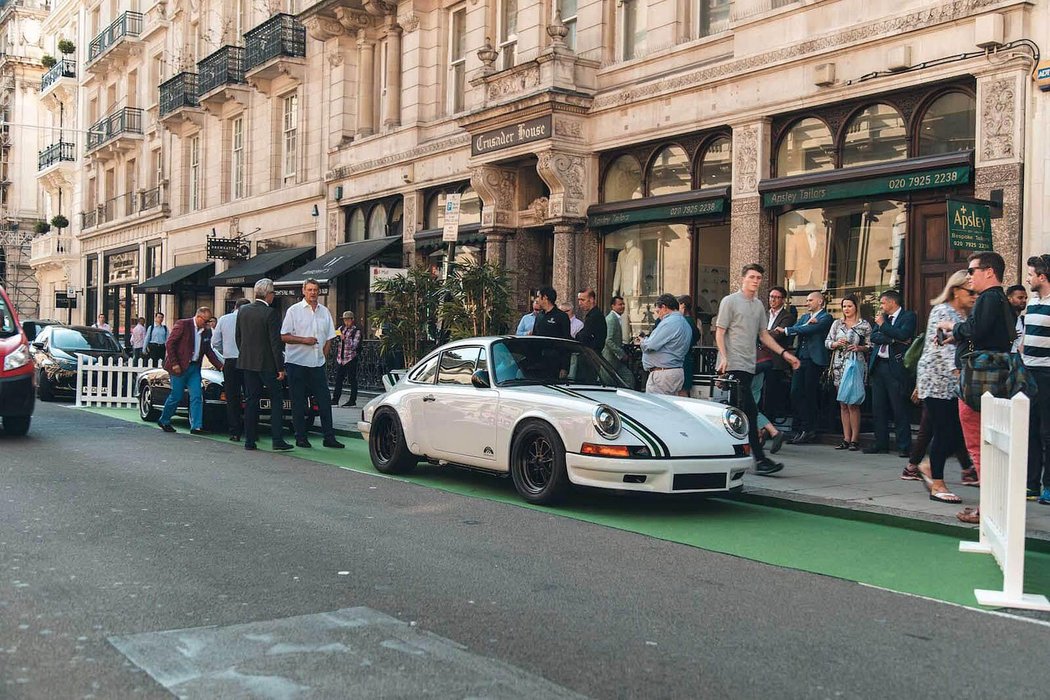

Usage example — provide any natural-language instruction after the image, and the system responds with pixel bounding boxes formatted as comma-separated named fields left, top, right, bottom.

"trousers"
left=243, top=369, right=285, bottom=446
left=924, top=397, right=965, bottom=480
left=222, top=357, right=244, bottom=438
left=159, top=361, right=202, bottom=430
left=727, top=370, right=766, bottom=462
left=286, top=363, right=336, bottom=442
left=870, top=360, right=912, bottom=451
left=790, top=359, right=822, bottom=433
left=332, top=357, right=359, bottom=405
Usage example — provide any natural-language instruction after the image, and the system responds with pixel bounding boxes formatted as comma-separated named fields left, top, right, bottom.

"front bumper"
left=565, top=453, right=751, bottom=494
left=357, top=420, right=371, bottom=440
left=0, top=373, right=35, bottom=417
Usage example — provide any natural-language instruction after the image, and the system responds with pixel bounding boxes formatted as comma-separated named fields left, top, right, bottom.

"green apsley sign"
left=947, top=199, right=992, bottom=250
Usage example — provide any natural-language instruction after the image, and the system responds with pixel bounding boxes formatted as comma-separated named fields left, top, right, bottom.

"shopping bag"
left=836, top=355, right=866, bottom=405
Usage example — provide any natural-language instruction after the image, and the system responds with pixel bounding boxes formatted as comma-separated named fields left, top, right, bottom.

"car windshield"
left=52, top=328, right=121, bottom=352
left=0, top=293, right=15, bottom=338
left=491, top=338, right=628, bottom=388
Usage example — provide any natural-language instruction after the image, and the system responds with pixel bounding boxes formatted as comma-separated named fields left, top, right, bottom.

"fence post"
left=75, top=354, right=84, bottom=407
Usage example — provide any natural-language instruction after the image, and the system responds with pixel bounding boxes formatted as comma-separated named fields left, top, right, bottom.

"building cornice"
left=326, top=133, right=471, bottom=182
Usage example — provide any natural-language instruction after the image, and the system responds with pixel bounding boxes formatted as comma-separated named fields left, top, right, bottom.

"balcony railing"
left=244, top=14, right=306, bottom=73
left=87, top=11, right=143, bottom=64
left=140, top=185, right=161, bottom=211
left=31, top=234, right=74, bottom=263
left=81, top=208, right=97, bottom=229
left=41, top=58, right=76, bottom=92
left=38, top=141, right=76, bottom=170
left=86, top=107, right=143, bottom=151
left=198, top=45, right=246, bottom=95
left=159, top=72, right=199, bottom=117
left=80, top=187, right=165, bottom=230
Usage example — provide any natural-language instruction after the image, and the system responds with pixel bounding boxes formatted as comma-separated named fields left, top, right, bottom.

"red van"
left=0, top=285, right=34, bottom=435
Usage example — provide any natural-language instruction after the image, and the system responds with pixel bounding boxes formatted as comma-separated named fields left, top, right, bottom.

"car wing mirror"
left=471, top=369, right=491, bottom=389
left=31, top=341, right=44, bottom=350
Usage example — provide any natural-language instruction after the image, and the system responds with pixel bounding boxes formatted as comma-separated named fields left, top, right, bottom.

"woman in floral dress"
left=825, top=295, right=871, bottom=450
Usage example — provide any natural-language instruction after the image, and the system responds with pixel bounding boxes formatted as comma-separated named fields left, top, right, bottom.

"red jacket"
left=164, top=318, right=222, bottom=375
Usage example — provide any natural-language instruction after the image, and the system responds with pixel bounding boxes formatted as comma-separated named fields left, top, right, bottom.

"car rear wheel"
left=369, top=409, right=416, bottom=474
left=510, top=420, right=569, bottom=505
left=2, top=416, right=30, bottom=436
left=138, top=384, right=161, bottom=422
left=36, top=369, right=55, bottom=402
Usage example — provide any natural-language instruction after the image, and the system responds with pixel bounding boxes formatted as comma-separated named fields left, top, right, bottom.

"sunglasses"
left=955, top=287, right=977, bottom=296
left=966, top=266, right=988, bottom=275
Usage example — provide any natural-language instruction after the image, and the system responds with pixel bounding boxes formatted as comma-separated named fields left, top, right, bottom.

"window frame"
left=231, top=116, right=246, bottom=200
left=437, top=346, right=483, bottom=386
left=619, top=0, right=647, bottom=61
left=447, top=5, right=467, bottom=115
left=188, top=134, right=201, bottom=211
left=696, top=0, right=731, bottom=39
left=556, top=0, right=578, bottom=50
left=497, top=0, right=518, bottom=70
left=281, top=92, right=299, bottom=182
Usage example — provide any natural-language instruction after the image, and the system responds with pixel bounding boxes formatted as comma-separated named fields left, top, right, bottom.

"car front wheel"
left=138, top=384, right=161, bottom=422
left=2, top=416, right=30, bottom=436
left=369, top=409, right=416, bottom=474
left=36, top=369, right=55, bottom=402
left=510, top=420, right=569, bottom=505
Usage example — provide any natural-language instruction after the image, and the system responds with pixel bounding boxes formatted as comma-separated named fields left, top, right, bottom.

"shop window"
left=368, top=204, right=387, bottom=240
left=348, top=208, right=366, bottom=242
left=648, top=146, right=690, bottom=196
left=425, top=194, right=442, bottom=230
left=603, top=155, right=643, bottom=202
left=424, top=186, right=482, bottom=229
left=602, top=223, right=691, bottom=337
left=841, top=104, right=907, bottom=168
left=776, top=200, right=906, bottom=312
left=918, top=92, right=976, bottom=156
left=776, top=118, right=834, bottom=177
left=698, top=137, right=732, bottom=188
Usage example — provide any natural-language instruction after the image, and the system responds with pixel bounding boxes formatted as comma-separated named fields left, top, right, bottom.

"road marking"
left=858, top=583, right=1050, bottom=628
left=109, top=606, right=589, bottom=699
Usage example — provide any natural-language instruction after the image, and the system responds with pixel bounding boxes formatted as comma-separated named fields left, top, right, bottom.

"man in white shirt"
left=281, top=279, right=343, bottom=449
left=559, top=302, right=584, bottom=338
left=129, top=317, right=147, bottom=361
left=212, top=298, right=250, bottom=442
left=93, top=314, right=112, bottom=332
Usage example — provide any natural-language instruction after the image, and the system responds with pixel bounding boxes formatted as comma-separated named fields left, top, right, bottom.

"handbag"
left=959, top=350, right=1037, bottom=411
left=836, top=354, right=866, bottom=405
left=903, top=335, right=924, bottom=374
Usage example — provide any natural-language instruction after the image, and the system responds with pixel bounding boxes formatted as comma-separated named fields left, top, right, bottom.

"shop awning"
left=208, top=246, right=314, bottom=287
left=413, top=224, right=485, bottom=249
left=274, top=236, right=402, bottom=287
left=134, top=262, right=214, bottom=294
left=586, top=186, right=729, bottom=229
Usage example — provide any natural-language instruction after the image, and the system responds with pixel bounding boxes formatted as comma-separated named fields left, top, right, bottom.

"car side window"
left=437, top=347, right=480, bottom=386
left=476, top=348, right=488, bottom=375
left=408, top=354, right=440, bottom=384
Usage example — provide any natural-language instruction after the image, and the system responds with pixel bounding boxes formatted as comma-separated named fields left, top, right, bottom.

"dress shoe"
left=295, top=438, right=313, bottom=448
left=862, top=446, right=889, bottom=454
left=159, top=423, right=176, bottom=433
left=768, top=431, right=785, bottom=455
left=754, top=458, right=784, bottom=476
left=190, top=428, right=205, bottom=436
left=229, top=434, right=241, bottom=442
left=342, top=401, right=356, bottom=408
left=272, top=441, right=295, bottom=451
left=323, top=438, right=345, bottom=449
left=244, top=443, right=257, bottom=451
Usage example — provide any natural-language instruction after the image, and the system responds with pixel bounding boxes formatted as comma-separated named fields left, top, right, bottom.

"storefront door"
left=909, top=202, right=970, bottom=329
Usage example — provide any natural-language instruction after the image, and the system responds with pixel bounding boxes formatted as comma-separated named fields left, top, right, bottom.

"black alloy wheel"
left=510, top=420, right=569, bottom=505
left=368, top=409, right=416, bottom=474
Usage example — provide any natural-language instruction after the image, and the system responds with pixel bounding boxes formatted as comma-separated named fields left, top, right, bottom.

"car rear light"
left=581, top=443, right=631, bottom=458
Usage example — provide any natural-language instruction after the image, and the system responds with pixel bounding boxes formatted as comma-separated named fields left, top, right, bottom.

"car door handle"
left=422, top=394, right=436, bottom=402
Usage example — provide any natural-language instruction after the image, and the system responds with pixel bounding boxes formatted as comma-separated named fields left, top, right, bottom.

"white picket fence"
left=959, top=392, right=1050, bottom=610
left=75, top=356, right=159, bottom=408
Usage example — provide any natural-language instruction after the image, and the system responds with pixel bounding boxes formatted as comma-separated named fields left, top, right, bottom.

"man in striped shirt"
left=1024, top=254, right=1050, bottom=505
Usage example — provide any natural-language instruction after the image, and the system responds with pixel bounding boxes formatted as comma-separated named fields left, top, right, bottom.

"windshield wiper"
left=497, top=378, right=550, bottom=386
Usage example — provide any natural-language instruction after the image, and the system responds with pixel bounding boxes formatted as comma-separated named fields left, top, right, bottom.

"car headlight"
left=592, top=404, right=622, bottom=440
left=4, top=343, right=30, bottom=371
left=722, top=407, right=748, bottom=440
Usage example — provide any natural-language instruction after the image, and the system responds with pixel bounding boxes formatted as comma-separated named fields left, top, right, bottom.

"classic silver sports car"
left=358, top=336, right=752, bottom=505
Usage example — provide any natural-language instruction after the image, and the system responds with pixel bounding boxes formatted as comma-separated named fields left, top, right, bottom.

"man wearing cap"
left=332, top=310, right=362, bottom=407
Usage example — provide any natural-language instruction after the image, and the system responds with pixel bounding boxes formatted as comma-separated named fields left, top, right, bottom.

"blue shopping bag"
left=836, top=355, right=866, bottom=405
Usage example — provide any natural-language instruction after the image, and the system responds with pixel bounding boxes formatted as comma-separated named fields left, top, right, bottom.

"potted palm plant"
left=50, top=214, right=69, bottom=231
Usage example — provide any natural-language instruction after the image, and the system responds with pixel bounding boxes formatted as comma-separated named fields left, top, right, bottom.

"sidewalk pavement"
left=328, top=400, right=1050, bottom=542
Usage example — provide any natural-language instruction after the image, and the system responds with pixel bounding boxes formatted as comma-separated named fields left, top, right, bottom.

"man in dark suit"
left=236, top=278, right=293, bottom=451
left=574, top=287, right=607, bottom=354
left=781, top=291, right=833, bottom=444
left=158, top=307, right=223, bottom=435
left=865, top=289, right=917, bottom=456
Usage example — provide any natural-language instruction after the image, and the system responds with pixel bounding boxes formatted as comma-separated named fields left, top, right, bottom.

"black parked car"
left=20, top=318, right=60, bottom=341
left=31, top=325, right=126, bottom=401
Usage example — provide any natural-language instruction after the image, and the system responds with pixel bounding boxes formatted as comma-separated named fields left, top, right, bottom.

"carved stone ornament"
left=536, top=152, right=586, bottom=218
left=547, top=10, right=569, bottom=48
left=328, top=211, right=340, bottom=246
left=982, top=76, right=1016, bottom=162
left=327, top=50, right=345, bottom=68
left=402, top=196, right=417, bottom=236
left=477, top=38, right=499, bottom=75
left=397, top=13, right=420, bottom=34
left=303, top=16, right=346, bottom=42
left=553, top=119, right=582, bottom=139
left=529, top=196, right=550, bottom=220
left=487, top=65, right=541, bottom=102
left=335, top=7, right=372, bottom=32
left=471, top=165, right=518, bottom=228
left=734, top=126, right=759, bottom=195
left=362, top=0, right=397, bottom=17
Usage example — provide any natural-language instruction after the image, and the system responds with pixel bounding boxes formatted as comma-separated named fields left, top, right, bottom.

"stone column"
left=383, top=20, right=402, bottom=129
left=484, top=229, right=511, bottom=267
left=729, top=119, right=773, bottom=286
left=327, top=36, right=357, bottom=149
left=552, top=222, right=582, bottom=299
left=356, top=30, right=376, bottom=137
left=401, top=190, right=423, bottom=267
left=975, top=67, right=1027, bottom=284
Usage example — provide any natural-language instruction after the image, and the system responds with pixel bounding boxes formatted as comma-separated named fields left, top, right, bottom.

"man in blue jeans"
left=158, top=307, right=223, bottom=434
left=280, top=279, right=344, bottom=449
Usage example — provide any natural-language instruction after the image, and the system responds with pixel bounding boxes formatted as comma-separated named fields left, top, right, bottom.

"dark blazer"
left=236, top=300, right=285, bottom=373
left=869, top=308, right=918, bottom=372
left=758, top=306, right=796, bottom=366
left=164, top=318, right=221, bottom=375
left=576, top=306, right=608, bottom=353
left=950, top=286, right=1014, bottom=362
left=786, top=309, right=833, bottom=366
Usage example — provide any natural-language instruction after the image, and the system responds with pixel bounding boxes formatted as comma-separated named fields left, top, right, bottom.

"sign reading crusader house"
left=472, top=116, right=552, bottom=156
left=947, top=199, right=993, bottom=250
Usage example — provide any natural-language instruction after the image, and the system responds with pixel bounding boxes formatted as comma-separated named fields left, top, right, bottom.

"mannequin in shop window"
left=612, top=239, right=643, bottom=298
left=786, top=221, right=828, bottom=291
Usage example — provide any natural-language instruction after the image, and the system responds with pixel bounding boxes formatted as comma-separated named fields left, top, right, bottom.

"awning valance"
left=274, top=236, right=402, bottom=287
left=134, top=262, right=214, bottom=294
left=586, top=186, right=730, bottom=230
left=208, top=246, right=314, bottom=287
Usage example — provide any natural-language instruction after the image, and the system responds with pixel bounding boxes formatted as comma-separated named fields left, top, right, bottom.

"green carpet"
left=82, top=406, right=1050, bottom=610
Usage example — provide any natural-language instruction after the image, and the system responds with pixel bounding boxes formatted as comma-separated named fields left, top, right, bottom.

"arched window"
left=698, top=137, right=732, bottom=188
left=424, top=193, right=443, bottom=230
left=347, top=208, right=365, bottom=242
left=648, top=145, right=690, bottom=196
left=460, top=186, right=481, bottom=225
left=841, top=103, right=907, bottom=168
left=424, top=185, right=483, bottom=229
left=776, top=118, right=834, bottom=177
left=918, top=92, right=976, bottom=156
left=603, top=155, right=643, bottom=202
left=389, top=199, right=404, bottom=238
left=367, top=203, right=387, bottom=239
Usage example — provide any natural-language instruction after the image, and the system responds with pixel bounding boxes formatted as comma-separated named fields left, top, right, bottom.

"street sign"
left=947, top=199, right=993, bottom=250
left=442, top=193, right=462, bottom=243
left=55, top=291, right=77, bottom=309
left=66, top=285, right=76, bottom=298
left=207, top=238, right=251, bottom=261
left=369, top=265, right=408, bottom=292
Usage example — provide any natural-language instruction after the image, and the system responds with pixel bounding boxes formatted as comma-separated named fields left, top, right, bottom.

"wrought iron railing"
left=87, top=11, right=143, bottom=64
left=197, top=45, right=246, bottom=95
left=244, top=14, right=306, bottom=72
left=37, top=141, right=76, bottom=170
left=159, top=72, right=199, bottom=117
left=86, top=107, right=143, bottom=151
left=326, top=340, right=388, bottom=393
left=81, top=208, right=97, bottom=229
left=41, top=58, right=75, bottom=92
left=79, top=187, right=165, bottom=229
left=140, top=186, right=161, bottom=210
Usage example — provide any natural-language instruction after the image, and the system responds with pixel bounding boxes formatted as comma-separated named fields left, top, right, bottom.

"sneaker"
left=754, top=458, right=784, bottom=476
left=1027, top=487, right=1041, bottom=501
left=768, top=432, right=785, bottom=454
left=1039, top=487, right=1050, bottom=505
left=900, top=465, right=922, bottom=481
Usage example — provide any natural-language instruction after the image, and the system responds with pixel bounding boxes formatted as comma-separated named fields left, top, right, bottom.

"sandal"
left=930, top=490, right=962, bottom=504
left=849, top=442, right=860, bottom=451
left=834, top=441, right=850, bottom=450
left=956, top=507, right=980, bottom=524
left=960, top=467, right=979, bottom=486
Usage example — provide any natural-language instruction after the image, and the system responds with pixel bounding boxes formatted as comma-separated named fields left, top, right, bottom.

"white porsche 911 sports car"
left=358, top=336, right=753, bottom=505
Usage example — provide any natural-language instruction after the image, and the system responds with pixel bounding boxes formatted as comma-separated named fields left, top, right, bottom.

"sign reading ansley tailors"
left=947, top=199, right=992, bottom=250
left=588, top=198, right=725, bottom=228
left=472, top=115, right=552, bottom=156
left=762, top=165, right=971, bottom=208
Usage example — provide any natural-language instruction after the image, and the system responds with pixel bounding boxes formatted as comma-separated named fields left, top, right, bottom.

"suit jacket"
left=869, top=308, right=918, bottom=372
left=757, top=306, right=796, bottom=366
left=787, top=227, right=828, bottom=289
left=576, top=307, right=608, bottom=354
left=786, top=309, right=833, bottom=366
left=235, top=300, right=285, bottom=373
left=164, top=318, right=221, bottom=374
left=603, top=310, right=627, bottom=365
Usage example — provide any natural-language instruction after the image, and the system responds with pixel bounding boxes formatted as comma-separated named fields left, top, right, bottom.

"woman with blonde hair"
left=914, top=270, right=977, bottom=503
left=825, top=295, right=871, bottom=450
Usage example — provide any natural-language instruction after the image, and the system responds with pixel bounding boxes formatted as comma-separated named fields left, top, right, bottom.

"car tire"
left=510, top=420, right=570, bottom=505
left=138, top=384, right=161, bottom=422
left=36, top=370, right=55, bottom=402
left=2, top=416, right=30, bottom=436
left=369, top=409, right=416, bottom=475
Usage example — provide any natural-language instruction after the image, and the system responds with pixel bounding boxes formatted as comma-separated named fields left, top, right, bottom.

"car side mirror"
left=471, top=369, right=491, bottom=389
left=31, top=341, right=44, bottom=350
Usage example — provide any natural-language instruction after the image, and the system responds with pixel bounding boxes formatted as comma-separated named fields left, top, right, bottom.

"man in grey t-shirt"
left=716, top=263, right=800, bottom=476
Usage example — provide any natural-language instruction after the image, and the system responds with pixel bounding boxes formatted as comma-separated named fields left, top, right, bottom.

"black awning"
left=274, top=236, right=402, bottom=287
left=413, top=224, right=485, bottom=249
left=135, top=262, right=214, bottom=294
left=208, top=246, right=315, bottom=287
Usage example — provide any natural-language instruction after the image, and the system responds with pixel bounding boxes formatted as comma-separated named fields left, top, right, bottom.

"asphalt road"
left=1, top=403, right=1047, bottom=699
